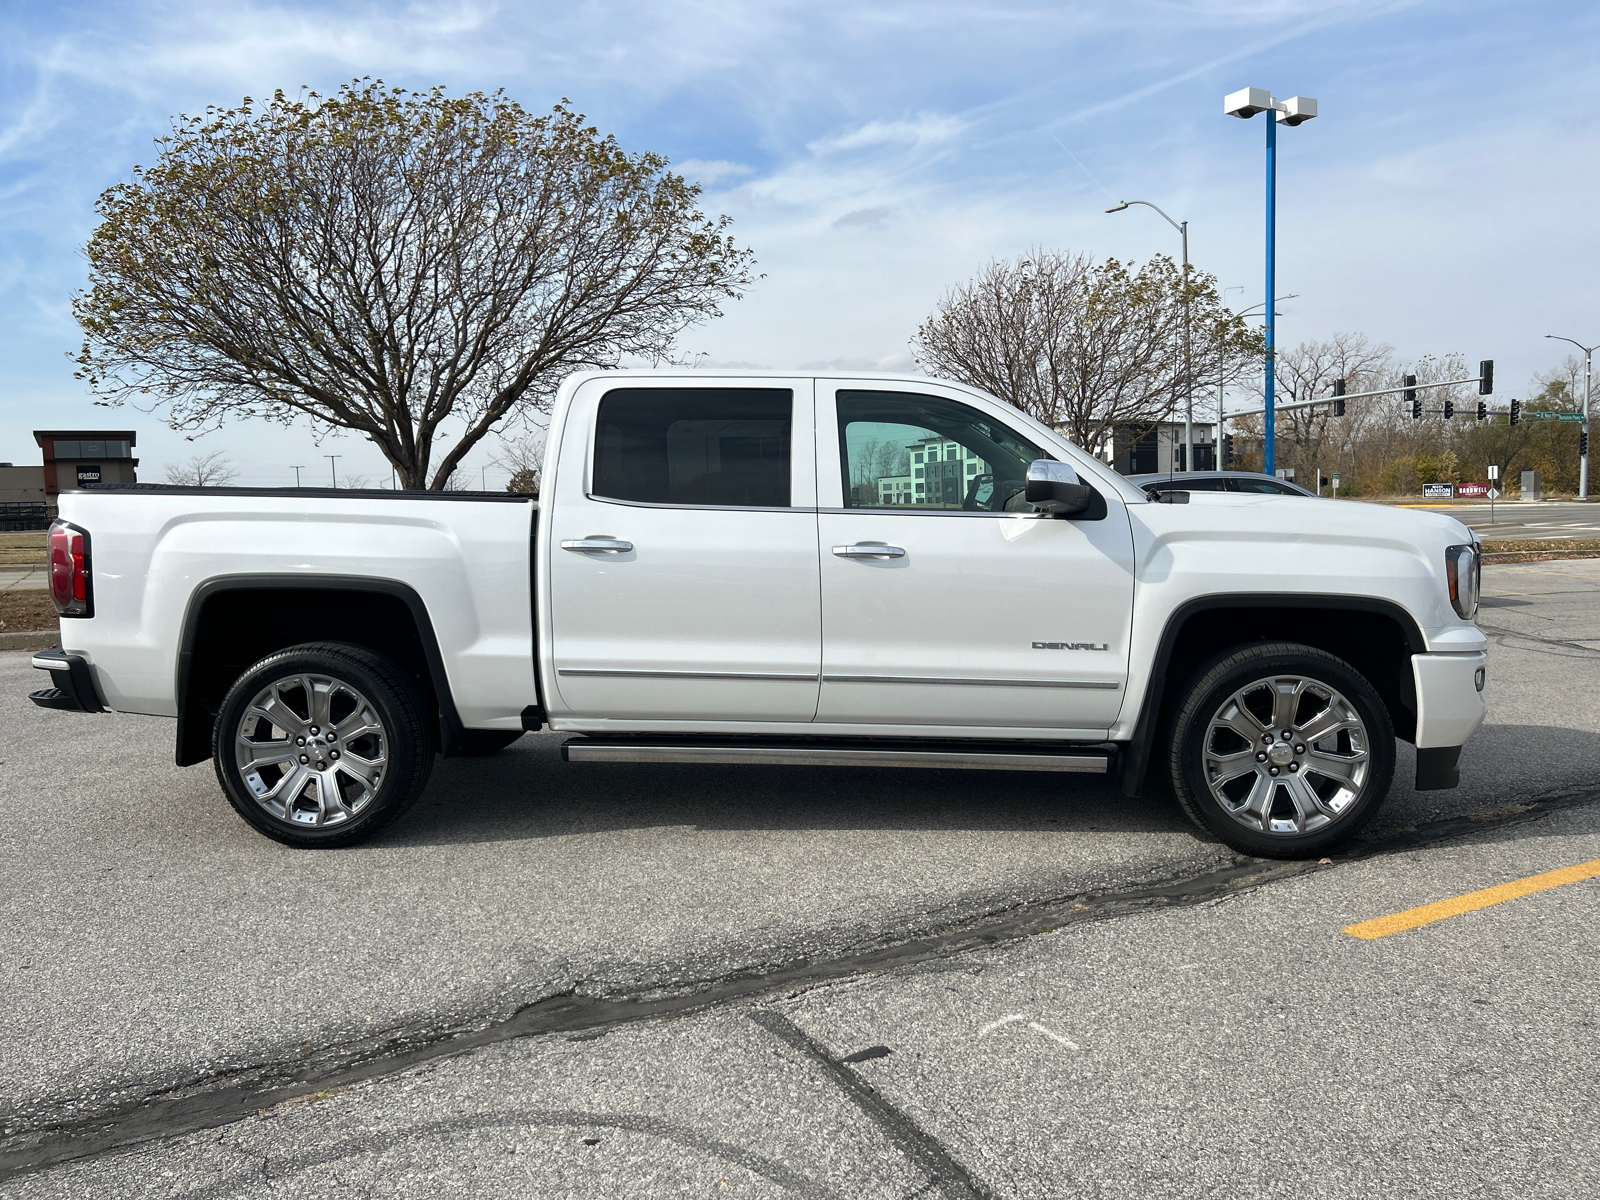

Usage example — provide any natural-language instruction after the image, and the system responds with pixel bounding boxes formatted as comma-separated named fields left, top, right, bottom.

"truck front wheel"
left=213, top=642, right=436, bottom=848
left=1168, top=642, right=1395, bottom=859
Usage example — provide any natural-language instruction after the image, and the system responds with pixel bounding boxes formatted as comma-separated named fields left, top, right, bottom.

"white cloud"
left=807, top=114, right=967, bottom=155
left=674, top=159, right=755, bottom=184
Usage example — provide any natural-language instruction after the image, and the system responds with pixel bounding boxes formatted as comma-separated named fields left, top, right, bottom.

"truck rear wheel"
left=1168, top=642, right=1394, bottom=859
left=213, top=642, right=435, bottom=848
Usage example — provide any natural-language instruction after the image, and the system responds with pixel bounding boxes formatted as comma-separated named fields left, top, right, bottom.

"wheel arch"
left=176, top=575, right=464, bottom=767
left=1117, top=594, right=1426, bottom=797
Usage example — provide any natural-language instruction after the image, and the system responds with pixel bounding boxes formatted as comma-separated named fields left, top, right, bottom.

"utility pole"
left=290, top=465, right=304, bottom=488
left=325, top=455, right=341, bottom=487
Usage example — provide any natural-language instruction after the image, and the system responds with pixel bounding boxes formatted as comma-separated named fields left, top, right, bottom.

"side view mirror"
left=1025, top=460, right=1093, bottom=517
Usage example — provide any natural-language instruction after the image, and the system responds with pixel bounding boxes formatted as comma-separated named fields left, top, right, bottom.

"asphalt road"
left=1402, top=498, right=1600, bottom=541
left=4, top=559, right=1600, bottom=1194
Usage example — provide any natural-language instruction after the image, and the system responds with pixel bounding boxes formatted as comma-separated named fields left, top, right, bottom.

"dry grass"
left=0, top=532, right=47, bottom=565
left=1482, top=539, right=1600, bottom=564
left=0, top=590, right=58, bottom=632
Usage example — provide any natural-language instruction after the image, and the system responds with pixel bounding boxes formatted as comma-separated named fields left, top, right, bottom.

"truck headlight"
left=1445, top=543, right=1480, bottom=621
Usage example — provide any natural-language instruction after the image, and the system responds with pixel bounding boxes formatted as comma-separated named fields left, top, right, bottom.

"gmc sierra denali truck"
left=29, top=370, right=1487, bottom=857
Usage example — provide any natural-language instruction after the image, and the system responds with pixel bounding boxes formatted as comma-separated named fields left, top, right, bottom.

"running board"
left=561, top=738, right=1111, bottom=773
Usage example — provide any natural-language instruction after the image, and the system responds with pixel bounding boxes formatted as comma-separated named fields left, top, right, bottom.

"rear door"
left=545, top=378, right=821, bottom=723
left=814, top=382, right=1134, bottom=734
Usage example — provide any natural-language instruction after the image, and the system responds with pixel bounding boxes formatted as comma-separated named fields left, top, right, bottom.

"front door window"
left=836, top=390, right=1046, bottom=513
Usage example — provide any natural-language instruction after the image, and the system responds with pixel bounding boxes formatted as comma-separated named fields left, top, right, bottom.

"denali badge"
left=1032, top=641, right=1110, bottom=651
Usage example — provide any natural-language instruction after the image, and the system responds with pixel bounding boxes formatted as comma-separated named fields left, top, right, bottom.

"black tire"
left=457, top=730, right=525, bottom=756
left=213, top=642, right=435, bottom=848
left=1168, top=642, right=1395, bottom=859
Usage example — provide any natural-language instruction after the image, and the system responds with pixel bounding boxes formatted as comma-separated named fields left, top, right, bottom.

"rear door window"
left=593, top=388, right=793, bottom=508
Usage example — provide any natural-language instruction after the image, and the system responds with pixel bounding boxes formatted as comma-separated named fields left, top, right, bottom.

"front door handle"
left=561, top=538, right=634, bottom=553
left=832, top=543, right=905, bottom=559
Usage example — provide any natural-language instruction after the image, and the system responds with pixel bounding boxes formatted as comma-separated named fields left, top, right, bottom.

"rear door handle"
left=561, top=538, right=634, bottom=553
left=832, top=544, right=905, bottom=559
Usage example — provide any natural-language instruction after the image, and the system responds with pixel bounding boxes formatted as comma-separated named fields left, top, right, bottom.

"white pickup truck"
left=30, top=371, right=1487, bottom=857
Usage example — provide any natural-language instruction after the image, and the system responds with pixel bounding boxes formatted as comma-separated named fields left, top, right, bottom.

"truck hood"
left=1127, top=493, right=1482, bottom=650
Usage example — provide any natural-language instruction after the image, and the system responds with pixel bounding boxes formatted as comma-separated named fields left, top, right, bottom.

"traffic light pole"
left=1219, top=370, right=1492, bottom=422
left=1544, top=336, right=1593, bottom=500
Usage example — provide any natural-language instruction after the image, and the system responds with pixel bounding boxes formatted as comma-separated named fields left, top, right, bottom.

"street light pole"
left=290, top=465, right=303, bottom=488
left=1544, top=334, right=1594, bottom=500
left=1108, top=200, right=1192, bottom=473
left=1228, top=294, right=1298, bottom=470
left=325, top=454, right=341, bottom=487
left=1225, top=88, right=1317, bottom=477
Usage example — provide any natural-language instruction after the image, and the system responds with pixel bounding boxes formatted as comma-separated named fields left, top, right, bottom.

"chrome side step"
left=561, top=739, right=1110, bottom=773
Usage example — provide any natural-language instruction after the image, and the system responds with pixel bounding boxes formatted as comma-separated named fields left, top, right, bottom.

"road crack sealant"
left=4, top=783, right=1597, bottom=1183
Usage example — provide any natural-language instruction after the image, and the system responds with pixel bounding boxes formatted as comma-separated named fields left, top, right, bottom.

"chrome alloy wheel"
left=233, top=674, right=388, bottom=827
left=1202, top=674, right=1370, bottom=837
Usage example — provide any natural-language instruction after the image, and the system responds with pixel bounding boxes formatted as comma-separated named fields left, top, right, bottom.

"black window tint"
left=837, top=391, right=1046, bottom=511
left=594, top=388, right=792, bottom=507
left=1233, top=477, right=1299, bottom=495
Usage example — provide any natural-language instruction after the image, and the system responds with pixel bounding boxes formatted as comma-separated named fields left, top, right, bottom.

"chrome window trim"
left=823, top=673, right=1118, bottom=690
left=582, top=492, right=812, bottom=518
left=817, top=507, right=1049, bottom=520
left=559, top=668, right=821, bottom=682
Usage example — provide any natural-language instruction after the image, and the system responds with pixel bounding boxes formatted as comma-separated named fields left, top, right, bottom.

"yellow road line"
left=1343, top=859, right=1600, bottom=939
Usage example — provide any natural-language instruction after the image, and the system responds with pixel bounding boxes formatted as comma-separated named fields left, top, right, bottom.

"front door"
left=545, top=379, right=821, bottom=723
left=815, top=384, right=1135, bottom=734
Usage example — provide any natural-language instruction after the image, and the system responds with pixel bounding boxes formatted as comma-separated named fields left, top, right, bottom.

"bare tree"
left=911, top=250, right=1259, bottom=454
left=74, top=81, right=755, bottom=490
left=164, top=450, right=239, bottom=486
left=494, top=428, right=548, bottom=494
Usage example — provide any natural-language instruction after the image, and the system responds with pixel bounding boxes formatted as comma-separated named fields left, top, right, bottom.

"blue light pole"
left=1225, top=88, right=1317, bottom=476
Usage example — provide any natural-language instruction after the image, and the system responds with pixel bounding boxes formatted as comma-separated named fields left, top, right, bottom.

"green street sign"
left=1559, top=413, right=1585, bottom=422
left=1533, top=411, right=1560, bottom=419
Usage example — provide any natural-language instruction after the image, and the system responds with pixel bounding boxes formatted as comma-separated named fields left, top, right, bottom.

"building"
left=876, top=433, right=990, bottom=506
left=0, top=461, right=49, bottom=530
left=1083, top=421, right=1217, bottom=475
left=0, top=431, right=140, bottom=529
left=34, top=430, right=139, bottom=499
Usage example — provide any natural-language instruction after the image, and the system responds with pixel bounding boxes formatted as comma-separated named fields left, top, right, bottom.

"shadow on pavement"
left=384, top=722, right=1600, bottom=851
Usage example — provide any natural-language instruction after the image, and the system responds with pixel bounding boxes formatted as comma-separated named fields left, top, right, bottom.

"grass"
left=0, top=531, right=47, bottom=565
left=0, top=590, right=58, bottom=632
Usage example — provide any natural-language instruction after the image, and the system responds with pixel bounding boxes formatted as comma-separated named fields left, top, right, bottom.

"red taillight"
left=47, top=522, right=91, bottom=617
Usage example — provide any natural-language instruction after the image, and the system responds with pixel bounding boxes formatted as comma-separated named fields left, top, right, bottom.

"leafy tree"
left=911, top=250, right=1260, bottom=454
left=75, top=81, right=755, bottom=490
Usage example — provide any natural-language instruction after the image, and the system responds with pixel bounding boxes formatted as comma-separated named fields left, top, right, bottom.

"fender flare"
left=1117, top=593, right=1427, bottom=797
left=175, top=574, right=465, bottom=766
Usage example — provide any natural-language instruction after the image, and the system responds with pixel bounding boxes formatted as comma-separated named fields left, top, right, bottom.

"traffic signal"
left=1405, top=374, right=1419, bottom=419
left=1583, top=432, right=1591, bottom=457
left=1332, top=378, right=1346, bottom=418
left=1479, top=360, right=1494, bottom=395
left=1476, top=401, right=1487, bottom=421
left=1443, top=400, right=1455, bottom=419
left=1222, top=433, right=1235, bottom=468
left=1510, top=399, right=1520, bottom=426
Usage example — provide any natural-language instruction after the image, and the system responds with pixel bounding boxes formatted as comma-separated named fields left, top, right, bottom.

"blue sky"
left=1, top=0, right=1595, bottom=485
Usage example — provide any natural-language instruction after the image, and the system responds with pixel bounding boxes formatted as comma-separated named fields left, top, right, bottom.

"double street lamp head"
left=1224, top=87, right=1318, bottom=125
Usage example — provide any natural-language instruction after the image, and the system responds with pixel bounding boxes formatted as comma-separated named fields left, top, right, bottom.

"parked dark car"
left=1128, top=470, right=1317, bottom=499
